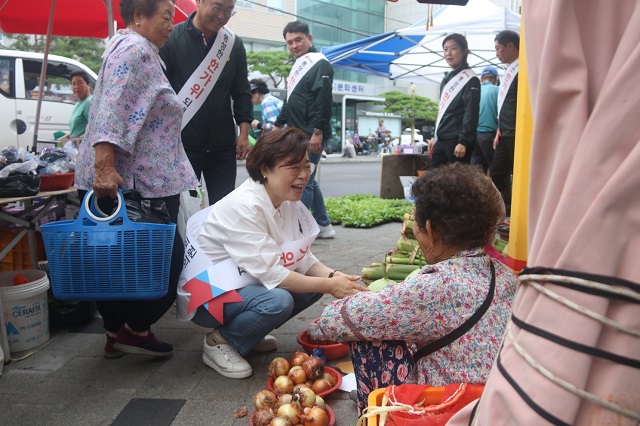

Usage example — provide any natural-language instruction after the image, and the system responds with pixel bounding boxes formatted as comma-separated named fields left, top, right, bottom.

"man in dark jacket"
left=275, top=21, right=336, bottom=238
left=159, top=0, right=252, bottom=206
left=491, top=30, right=520, bottom=216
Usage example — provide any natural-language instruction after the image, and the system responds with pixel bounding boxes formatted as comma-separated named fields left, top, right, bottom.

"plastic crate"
left=40, top=190, right=176, bottom=300
left=0, top=229, right=46, bottom=272
left=365, top=384, right=484, bottom=426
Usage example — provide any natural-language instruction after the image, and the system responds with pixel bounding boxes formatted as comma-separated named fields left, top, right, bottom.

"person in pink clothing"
left=75, top=0, right=198, bottom=359
left=318, top=163, right=517, bottom=415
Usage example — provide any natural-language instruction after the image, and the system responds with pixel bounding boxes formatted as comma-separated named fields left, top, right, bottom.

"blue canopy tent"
left=322, top=0, right=520, bottom=83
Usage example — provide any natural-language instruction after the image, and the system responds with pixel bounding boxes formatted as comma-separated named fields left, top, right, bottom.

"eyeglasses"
left=209, top=3, right=236, bottom=17
left=279, top=163, right=316, bottom=176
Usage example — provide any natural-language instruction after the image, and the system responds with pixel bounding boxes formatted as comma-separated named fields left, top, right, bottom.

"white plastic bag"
left=177, top=188, right=204, bottom=242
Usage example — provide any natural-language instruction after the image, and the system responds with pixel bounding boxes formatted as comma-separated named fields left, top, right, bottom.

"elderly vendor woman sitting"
left=177, top=128, right=368, bottom=379
left=318, top=163, right=518, bottom=414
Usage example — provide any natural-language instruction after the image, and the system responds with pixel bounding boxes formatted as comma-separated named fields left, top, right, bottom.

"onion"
left=311, top=379, right=332, bottom=395
left=292, top=386, right=316, bottom=408
left=293, top=383, right=310, bottom=392
left=254, top=389, right=277, bottom=410
left=321, top=372, right=336, bottom=387
left=251, top=408, right=274, bottom=426
left=289, top=351, right=310, bottom=367
left=314, top=395, right=326, bottom=410
left=288, top=366, right=308, bottom=385
left=269, top=416, right=293, bottom=426
left=303, top=406, right=328, bottom=426
left=277, top=403, right=301, bottom=424
left=273, top=375, right=294, bottom=395
left=269, top=357, right=291, bottom=379
left=302, top=357, right=325, bottom=381
left=276, top=393, right=293, bottom=408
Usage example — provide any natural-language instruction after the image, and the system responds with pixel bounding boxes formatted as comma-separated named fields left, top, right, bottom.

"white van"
left=0, top=50, right=98, bottom=151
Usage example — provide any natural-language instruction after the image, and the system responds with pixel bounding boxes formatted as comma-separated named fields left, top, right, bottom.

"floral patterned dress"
left=318, top=249, right=517, bottom=414
left=76, top=29, right=198, bottom=198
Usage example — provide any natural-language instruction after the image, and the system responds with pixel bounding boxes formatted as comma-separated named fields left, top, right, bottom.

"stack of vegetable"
left=324, top=194, right=413, bottom=228
left=250, top=353, right=333, bottom=426
left=361, top=212, right=427, bottom=291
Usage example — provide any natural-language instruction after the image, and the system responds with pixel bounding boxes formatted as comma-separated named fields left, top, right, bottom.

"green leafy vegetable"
left=325, top=194, right=414, bottom=228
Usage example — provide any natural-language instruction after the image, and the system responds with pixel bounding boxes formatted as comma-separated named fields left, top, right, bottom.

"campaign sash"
left=287, top=52, right=327, bottom=100
left=178, top=26, right=235, bottom=130
left=434, top=68, right=477, bottom=142
left=497, top=59, right=519, bottom=115
left=176, top=202, right=319, bottom=323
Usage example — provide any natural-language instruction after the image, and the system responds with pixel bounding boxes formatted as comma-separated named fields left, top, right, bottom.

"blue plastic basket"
left=40, top=190, right=176, bottom=300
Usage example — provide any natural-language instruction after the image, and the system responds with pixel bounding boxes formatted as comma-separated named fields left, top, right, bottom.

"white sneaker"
left=251, top=334, right=277, bottom=352
left=203, top=336, right=252, bottom=379
left=318, top=224, right=336, bottom=239
left=321, top=150, right=327, bottom=159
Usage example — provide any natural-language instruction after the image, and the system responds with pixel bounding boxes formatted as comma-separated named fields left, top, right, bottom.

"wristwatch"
left=312, top=128, right=322, bottom=136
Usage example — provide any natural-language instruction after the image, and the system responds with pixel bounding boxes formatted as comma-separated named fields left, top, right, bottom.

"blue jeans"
left=192, top=284, right=323, bottom=356
left=302, top=150, right=331, bottom=227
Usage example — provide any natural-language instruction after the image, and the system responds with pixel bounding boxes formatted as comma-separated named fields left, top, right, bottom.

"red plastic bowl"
left=248, top=403, right=335, bottom=426
left=266, top=366, right=343, bottom=398
left=297, top=330, right=350, bottom=361
left=39, top=172, right=75, bottom=191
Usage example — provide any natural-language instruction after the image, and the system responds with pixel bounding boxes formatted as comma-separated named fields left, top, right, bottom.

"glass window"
left=236, top=0, right=254, bottom=9
left=22, top=59, right=94, bottom=104
left=267, top=0, right=284, bottom=14
left=0, top=57, right=15, bottom=98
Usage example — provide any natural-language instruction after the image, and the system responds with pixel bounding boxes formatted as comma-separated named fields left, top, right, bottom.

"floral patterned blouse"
left=319, top=248, right=517, bottom=386
left=76, top=30, right=198, bottom=198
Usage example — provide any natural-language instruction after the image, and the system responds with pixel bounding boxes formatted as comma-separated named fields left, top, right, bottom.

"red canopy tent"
left=0, top=0, right=197, bottom=149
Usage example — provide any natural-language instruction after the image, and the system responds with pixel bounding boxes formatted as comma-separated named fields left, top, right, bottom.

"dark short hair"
left=70, top=70, right=90, bottom=84
left=412, top=163, right=503, bottom=249
left=246, top=128, right=310, bottom=184
left=249, top=78, right=269, bottom=95
left=442, top=33, right=469, bottom=51
left=119, top=0, right=174, bottom=26
left=283, top=21, right=310, bottom=38
left=495, top=30, right=520, bottom=51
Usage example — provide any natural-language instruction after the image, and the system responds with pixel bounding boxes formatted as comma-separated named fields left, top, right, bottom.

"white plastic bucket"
left=0, top=270, right=50, bottom=353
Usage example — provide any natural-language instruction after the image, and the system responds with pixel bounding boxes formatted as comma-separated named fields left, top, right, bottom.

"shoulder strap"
left=413, top=260, right=496, bottom=362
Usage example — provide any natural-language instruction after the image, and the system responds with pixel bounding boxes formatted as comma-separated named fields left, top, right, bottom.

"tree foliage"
left=5, top=34, right=105, bottom=74
left=380, top=91, right=438, bottom=143
left=246, top=50, right=293, bottom=88
left=380, top=90, right=438, bottom=124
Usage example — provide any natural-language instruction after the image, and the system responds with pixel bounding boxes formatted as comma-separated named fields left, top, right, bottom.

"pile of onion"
left=250, top=353, right=333, bottom=426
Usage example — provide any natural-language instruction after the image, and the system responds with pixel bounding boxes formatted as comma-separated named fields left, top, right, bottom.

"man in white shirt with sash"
left=275, top=21, right=337, bottom=239
left=160, top=0, right=252, bottom=206
left=491, top=30, right=520, bottom=216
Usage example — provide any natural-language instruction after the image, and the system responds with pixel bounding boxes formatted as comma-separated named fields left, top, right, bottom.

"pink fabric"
left=448, top=1, right=640, bottom=425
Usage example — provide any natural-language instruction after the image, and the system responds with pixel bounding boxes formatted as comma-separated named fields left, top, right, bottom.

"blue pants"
left=350, top=340, right=418, bottom=416
left=192, top=284, right=323, bottom=356
left=301, top=150, right=331, bottom=227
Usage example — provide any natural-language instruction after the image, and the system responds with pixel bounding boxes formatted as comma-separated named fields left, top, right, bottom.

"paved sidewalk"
left=0, top=222, right=402, bottom=426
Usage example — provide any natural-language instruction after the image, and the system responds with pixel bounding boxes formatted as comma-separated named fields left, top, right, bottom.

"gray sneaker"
left=318, top=224, right=336, bottom=239
left=251, top=334, right=277, bottom=352
left=202, top=337, right=252, bottom=379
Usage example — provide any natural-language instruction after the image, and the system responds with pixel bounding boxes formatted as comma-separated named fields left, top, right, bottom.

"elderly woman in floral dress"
left=75, top=0, right=198, bottom=358
left=318, top=163, right=517, bottom=414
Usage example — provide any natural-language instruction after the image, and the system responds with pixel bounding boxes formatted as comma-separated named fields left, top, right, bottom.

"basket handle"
left=77, top=189, right=133, bottom=226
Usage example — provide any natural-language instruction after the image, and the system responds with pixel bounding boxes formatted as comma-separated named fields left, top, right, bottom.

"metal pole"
left=32, top=0, right=56, bottom=153
left=106, top=0, right=115, bottom=38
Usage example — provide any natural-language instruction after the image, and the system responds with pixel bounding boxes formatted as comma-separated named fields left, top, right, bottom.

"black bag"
left=0, top=172, right=40, bottom=197
left=122, top=189, right=171, bottom=224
